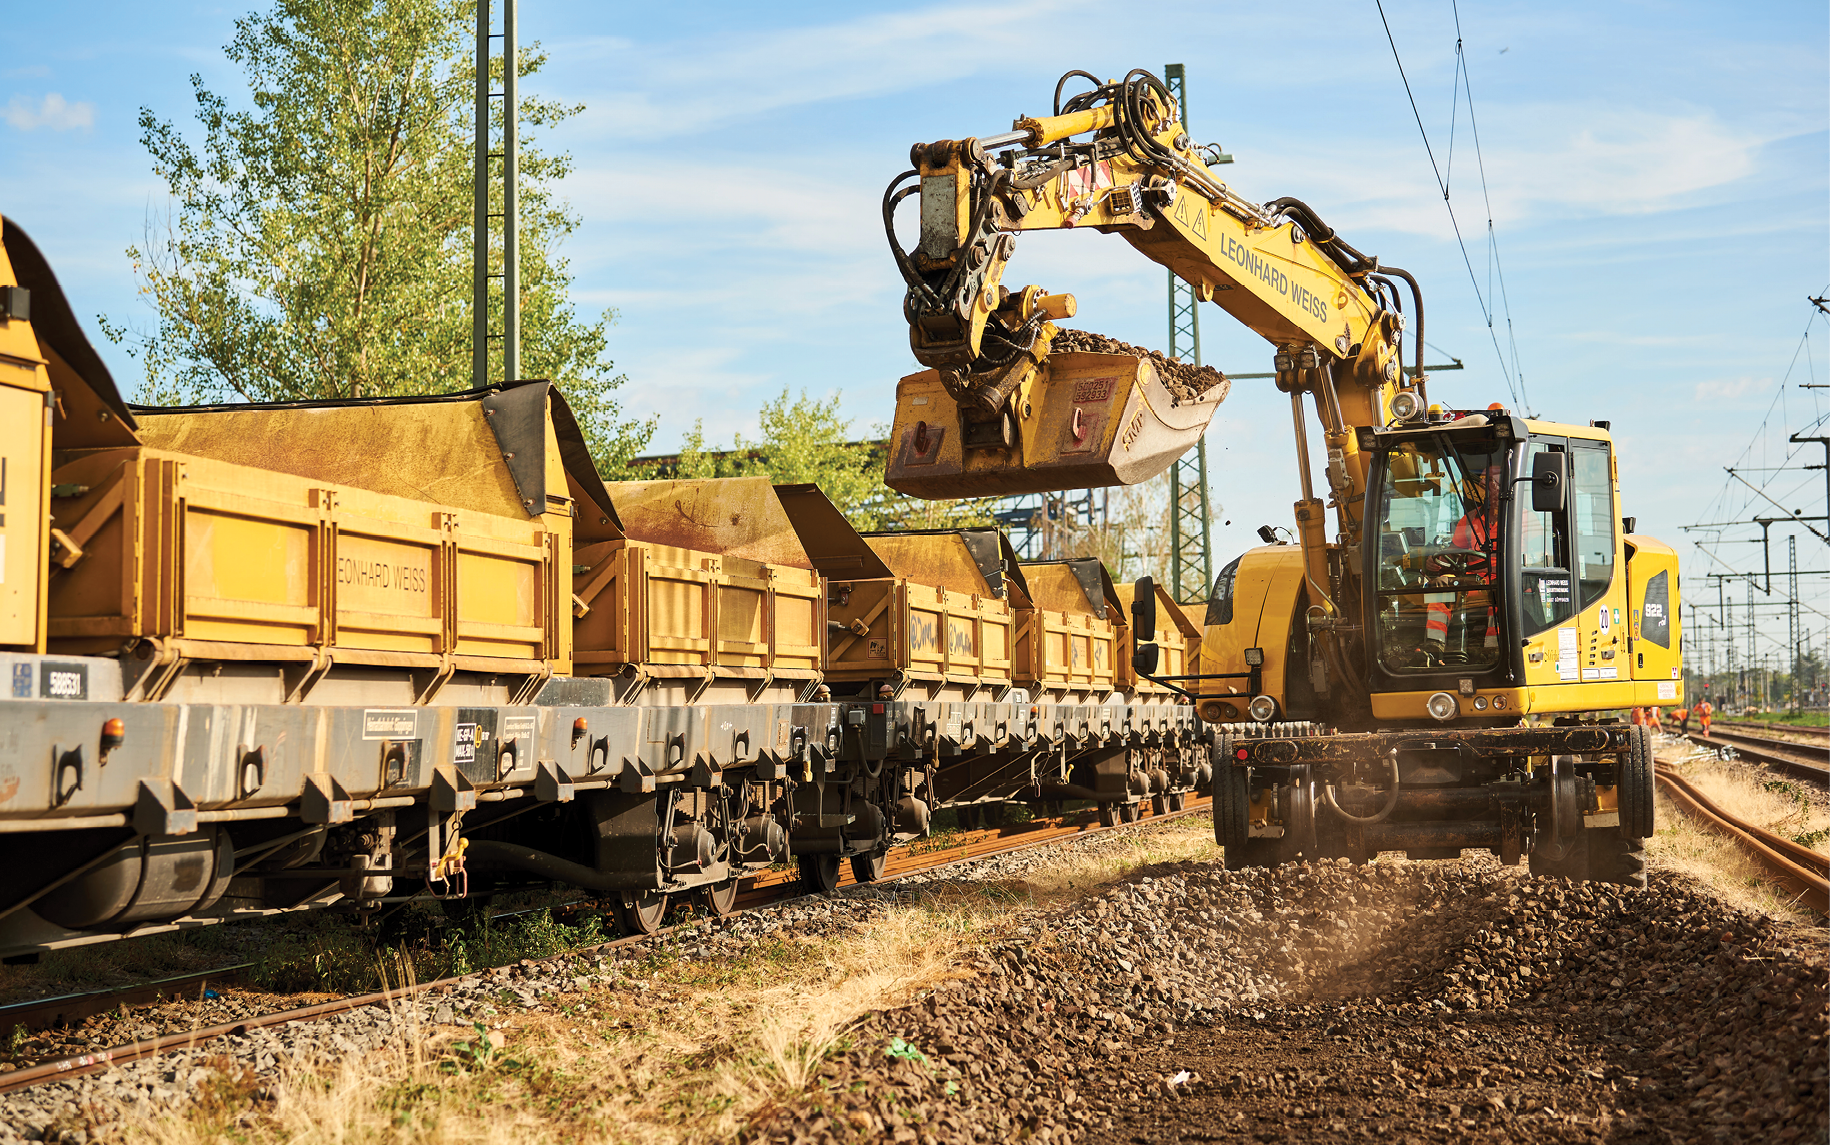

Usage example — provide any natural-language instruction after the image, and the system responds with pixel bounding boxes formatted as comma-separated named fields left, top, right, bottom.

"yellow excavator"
left=882, top=68, right=1681, bottom=886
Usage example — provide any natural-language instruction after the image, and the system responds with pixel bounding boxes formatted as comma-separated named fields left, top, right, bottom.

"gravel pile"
left=1049, top=328, right=1230, bottom=404
left=752, top=856, right=1827, bottom=1144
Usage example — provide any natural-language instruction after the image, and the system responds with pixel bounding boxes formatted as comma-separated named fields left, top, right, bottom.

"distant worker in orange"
left=1697, top=697, right=1714, bottom=736
left=1648, top=706, right=1663, bottom=734
left=1673, top=706, right=1691, bottom=734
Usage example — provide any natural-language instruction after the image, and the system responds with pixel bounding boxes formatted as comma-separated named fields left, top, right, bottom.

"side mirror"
left=1132, top=643, right=1160, bottom=676
left=1131, top=576, right=1157, bottom=643
left=1531, top=451, right=1568, bottom=514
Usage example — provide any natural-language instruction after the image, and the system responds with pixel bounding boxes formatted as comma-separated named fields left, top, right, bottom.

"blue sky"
left=4, top=0, right=1827, bottom=662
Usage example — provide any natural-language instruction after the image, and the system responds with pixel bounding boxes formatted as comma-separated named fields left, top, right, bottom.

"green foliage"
left=106, top=0, right=652, bottom=469
left=652, top=386, right=994, bottom=532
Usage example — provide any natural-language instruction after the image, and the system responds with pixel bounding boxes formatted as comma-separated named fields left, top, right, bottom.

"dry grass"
left=105, top=816, right=1216, bottom=1145
left=1648, top=738, right=1830, bottom=923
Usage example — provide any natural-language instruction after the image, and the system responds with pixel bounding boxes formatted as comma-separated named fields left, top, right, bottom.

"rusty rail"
left=1653, top=762, right=1828, bottom=914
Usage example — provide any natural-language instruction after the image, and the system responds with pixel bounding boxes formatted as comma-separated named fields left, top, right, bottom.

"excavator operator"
left=1419, top=462, right=1504, bottom=666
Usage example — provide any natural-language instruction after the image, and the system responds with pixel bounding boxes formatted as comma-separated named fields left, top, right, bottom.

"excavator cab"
left=1354, top=410, right=1679, bottom=720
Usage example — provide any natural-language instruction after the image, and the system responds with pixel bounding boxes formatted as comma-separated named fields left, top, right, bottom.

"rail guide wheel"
left=799, top=853, right=843, bottom=895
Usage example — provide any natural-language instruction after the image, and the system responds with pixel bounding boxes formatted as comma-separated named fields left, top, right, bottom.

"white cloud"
left=1257, top=105, right=1764, bottom=240
left=1692, top=376, right=1771, bottom=402
left=4, top=93, right=95, bottom=132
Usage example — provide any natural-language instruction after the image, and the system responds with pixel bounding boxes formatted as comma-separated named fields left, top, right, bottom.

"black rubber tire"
left=1620, top=725, right=1655, bottom=840
left=1588, top=832, right=1649, bottom=889
left=1527, top=827, right=1591, bottom=881
left=617, top=890, right=669, bottom=935
left=1097, top=802, right=1118, bottom=828
left=850, top=851, right=887, bottom=884
left=698, top=879, right=739, bottom=917
left=1152, top=793, right=1169, bottom=817
left=798, top=853, right=842, bottom=895
left=1215, top=763, right=1249, bottom=851
left=1168, top=791, right=1187, bottom=813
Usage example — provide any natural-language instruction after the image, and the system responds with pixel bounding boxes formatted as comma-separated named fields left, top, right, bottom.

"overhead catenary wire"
left=1372, top=0, right=1531, bottom=415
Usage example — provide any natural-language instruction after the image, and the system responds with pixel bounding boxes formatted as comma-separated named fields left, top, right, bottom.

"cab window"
left=1571, top=442, right=1614, bottom=610
left=1519, top=439, right=1574, bottom=635
left=1206, top=556, right=1242, bottom=627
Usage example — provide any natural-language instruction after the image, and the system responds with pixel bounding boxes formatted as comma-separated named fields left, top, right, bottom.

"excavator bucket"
left=883, top=350, right=1224, bottom=498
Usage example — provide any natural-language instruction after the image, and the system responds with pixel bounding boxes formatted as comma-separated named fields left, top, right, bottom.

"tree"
left=647, top=387, right=994, bottom=532
left=103, top=0, right=652, bottom=468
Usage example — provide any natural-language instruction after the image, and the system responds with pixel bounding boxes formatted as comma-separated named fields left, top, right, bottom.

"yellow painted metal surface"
left=1013, top=560, right=1122, bottom=696
left=136, top=400, right=534, bottom=524
left=884, top=351, right=1221, bottom=498
left=45, top=445, right=565, bottom=675
left=1114, top=580, right=1199, bottom=695
left=824, top=530, right=1017, bottom=690
left=0, top=222, right=54, bottom=651
left=1194, top=546, right=1304, bottom=718
left=0, top=382, right=49, bottom=648
left=570, top=484, right=826, bottom=683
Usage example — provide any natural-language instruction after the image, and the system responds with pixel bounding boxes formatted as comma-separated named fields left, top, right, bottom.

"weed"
left=884, top=1037, right=928, bottom=1065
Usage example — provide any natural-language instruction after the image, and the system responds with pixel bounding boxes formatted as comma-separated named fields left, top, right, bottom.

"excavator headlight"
left=1426, top=691, right=1459, bottom=722
left=1247, top=695, right=1276, bottom=722
left=1389, top=390, right=1424, bottom=423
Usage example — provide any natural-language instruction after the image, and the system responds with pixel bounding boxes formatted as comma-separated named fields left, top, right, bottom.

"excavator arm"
left=884, top=70, right=1429, bottom=508
left=883, top=68, right=1433, bottom=621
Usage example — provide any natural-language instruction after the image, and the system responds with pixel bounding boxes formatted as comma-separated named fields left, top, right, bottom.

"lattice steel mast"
left=1163, top=64, right=1213, bottom=604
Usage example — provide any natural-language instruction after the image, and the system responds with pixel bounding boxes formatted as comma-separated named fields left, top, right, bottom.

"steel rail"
left=1682, top=729, right=1828, bottom=786
left=1710, top=719, right=1829, bottom=741
left=1653, top=762, right=1828, bottom=914
left=0, top=797, right=1210, bottom=1096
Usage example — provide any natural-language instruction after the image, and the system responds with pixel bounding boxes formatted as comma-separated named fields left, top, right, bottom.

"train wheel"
left=698, top=879, right=739, bottom=917
left=1152, top=793, right=1169, bottom=817
left=1098, top=802, right=1118, bottom=828
left=798, top=853, right=842, bottom=895
left=850, top=851, right=887, bottom=883
left=1120, top=801, right=1141, bottom=824
left=1168, top=791, right=1187, bottom=813
left=617, top=890, right=669, bottom=936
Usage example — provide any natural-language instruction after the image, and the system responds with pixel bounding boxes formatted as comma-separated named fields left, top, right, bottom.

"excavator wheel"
left=1587, top=833, right=1649, bottom=889
left=1619, top=725, right=1656, bottom=840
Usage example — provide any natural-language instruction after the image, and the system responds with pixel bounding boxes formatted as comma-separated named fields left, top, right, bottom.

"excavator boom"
left=883, top=69, right=1428, bottom=518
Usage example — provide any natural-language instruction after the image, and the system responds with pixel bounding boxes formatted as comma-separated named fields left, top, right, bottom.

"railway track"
left=1653, top=759, right=1829, bottom=914
left=1682, top=727, right=1828, bottom=786
left=0, top=796, right=1211, bottom=1096
left=1713, top=719, right=1830, bottom=741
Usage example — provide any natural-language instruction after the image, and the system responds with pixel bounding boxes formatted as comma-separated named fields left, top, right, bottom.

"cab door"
left=1568, top=439, right=1629, bottom=690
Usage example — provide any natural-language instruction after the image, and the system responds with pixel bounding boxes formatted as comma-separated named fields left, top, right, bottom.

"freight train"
left=0, top=218, right=1203, bottom=956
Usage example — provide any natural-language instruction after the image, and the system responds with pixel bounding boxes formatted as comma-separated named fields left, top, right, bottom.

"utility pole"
left=1789, top=534, right=1801, bottom=710
left=1163, top=63, right=1214, bottom=605
left=473, top=0, right=520, bottom=388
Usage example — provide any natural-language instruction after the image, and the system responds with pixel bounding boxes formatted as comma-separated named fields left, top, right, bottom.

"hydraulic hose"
left=1377, top=265, right=1428, bottom=403
left=1322, top=751, right=1401, bottom=824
